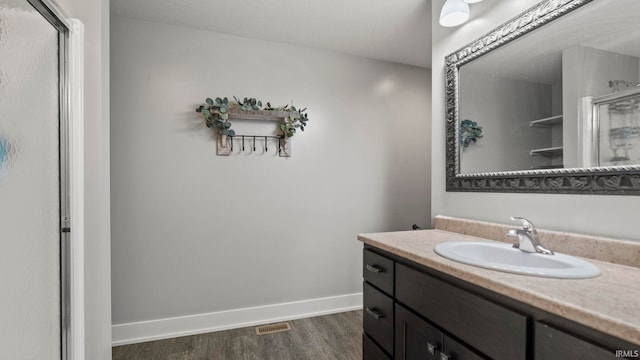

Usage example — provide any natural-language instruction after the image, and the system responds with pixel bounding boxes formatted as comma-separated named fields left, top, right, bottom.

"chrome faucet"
left=507, top=217, right=554, bottom=255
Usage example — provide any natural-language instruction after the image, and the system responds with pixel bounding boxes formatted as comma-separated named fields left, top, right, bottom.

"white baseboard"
left=112, top=292, right=363, bottom=346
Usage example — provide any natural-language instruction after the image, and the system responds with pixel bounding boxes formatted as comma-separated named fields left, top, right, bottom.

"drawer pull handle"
left=365, top=307, right=383, bottom=320
left=365, top=264, right=384, bottom=274
left=440, top=353, right=452, bottom=360
left=427, top=342, right=438, bottom=355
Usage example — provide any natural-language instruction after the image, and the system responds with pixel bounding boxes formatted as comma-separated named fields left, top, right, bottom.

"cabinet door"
left=535, top=322, right=619, bottom=360
left=442, top=335, right=486, bottom=360
left=396, top=304, right=486, bottom=360
left=395, top=304, right=442, bottom=360
left=396, top=264, right=527, bottom=360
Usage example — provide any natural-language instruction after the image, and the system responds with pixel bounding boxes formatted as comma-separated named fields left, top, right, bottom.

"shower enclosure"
left=0, top=0, right=71, bottom=358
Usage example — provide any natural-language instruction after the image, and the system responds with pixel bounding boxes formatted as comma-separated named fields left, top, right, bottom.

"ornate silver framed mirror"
left=445, top=0, right=640, bottom=194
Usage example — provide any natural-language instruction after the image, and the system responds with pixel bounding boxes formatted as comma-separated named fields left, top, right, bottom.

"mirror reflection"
left=458, top=0, right=640, bottom=174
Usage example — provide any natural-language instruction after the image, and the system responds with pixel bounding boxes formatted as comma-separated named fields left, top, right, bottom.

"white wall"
left=110, top=15, right=431, bottom=337
left=432, top=0, right=640, bottom=241
left=563, top=46, right=639, bottom=167
left=54, top=0, right=111, bottom=358
left=459, top=71, right=552, bottom=173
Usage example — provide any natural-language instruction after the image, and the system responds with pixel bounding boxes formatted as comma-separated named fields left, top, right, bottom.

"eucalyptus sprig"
left=280, top=105, right=309, bottom=139
left=196, top=97, right=236, bottom=137
left=233, top=96, right=262, bottom=111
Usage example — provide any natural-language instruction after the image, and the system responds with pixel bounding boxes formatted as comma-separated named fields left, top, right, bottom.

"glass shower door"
left=0, top=0, right=65, bottom=358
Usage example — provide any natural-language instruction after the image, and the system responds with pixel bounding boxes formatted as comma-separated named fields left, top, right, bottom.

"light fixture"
left=439, top=0, right=470, bottom=27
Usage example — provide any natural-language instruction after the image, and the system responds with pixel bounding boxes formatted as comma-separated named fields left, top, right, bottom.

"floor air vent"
left=255, top=322, right=291, bottom=335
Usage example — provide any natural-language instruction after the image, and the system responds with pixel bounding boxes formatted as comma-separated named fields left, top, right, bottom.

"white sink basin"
left=434, top=241, right=600, bottom=279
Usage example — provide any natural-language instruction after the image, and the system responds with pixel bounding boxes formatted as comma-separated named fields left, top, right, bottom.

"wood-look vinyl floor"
left=112, top=310, right=363, bottom=360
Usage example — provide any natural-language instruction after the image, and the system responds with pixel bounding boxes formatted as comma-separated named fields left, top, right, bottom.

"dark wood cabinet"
left=362, top=245, right=635, bottom=360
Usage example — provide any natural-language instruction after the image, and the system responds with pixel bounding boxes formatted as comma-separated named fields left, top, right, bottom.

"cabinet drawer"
left=363, top=281, right=394, bottom=355
left=396, top=264, right=527, bottom=360
left=363, top=249, right=394, bottom=296
left=535, top=322, right=618, bottom=360
left=363, top=334, right=391, bottom=360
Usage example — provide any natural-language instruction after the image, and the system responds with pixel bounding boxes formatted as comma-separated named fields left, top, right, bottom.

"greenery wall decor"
left=195, top=97, right=310, bottom=141
left=460, top=119, right=483, bottom=150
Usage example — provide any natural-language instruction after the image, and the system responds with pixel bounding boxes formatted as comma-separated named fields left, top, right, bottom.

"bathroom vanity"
left=360, top=217, right=640, bottom=360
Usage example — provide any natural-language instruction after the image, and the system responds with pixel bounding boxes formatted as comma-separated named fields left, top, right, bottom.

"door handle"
left=365, top=307, right=383, bottom=320
left=365, top=264, right=383, bottom=274
left=427, top=342, right=438, bottom=355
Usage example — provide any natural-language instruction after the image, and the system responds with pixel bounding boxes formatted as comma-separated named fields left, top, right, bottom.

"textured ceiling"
left=110, top=0, right=431, bottom=68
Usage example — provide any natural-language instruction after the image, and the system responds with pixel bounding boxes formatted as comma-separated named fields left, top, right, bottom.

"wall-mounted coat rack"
left=226, top=135, right=282, bottom=155
left=196, top=97, right=310, bottom=158
left=216, top=109, right=298, bottom=157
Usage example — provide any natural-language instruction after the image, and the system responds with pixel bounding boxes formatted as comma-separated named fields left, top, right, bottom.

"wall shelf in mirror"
left=529, top=115, right=563, bottom=128
left=529, top=146, right=564, bottom=157
left=529, top=115, right=564, bottom=167
left=530, top=164, right=564, bottom=170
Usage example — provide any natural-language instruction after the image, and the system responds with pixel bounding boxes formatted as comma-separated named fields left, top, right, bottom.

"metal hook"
left=265, top=136, right=268, bottom=152
left=253, top=136, right=256, bottom=152
left=242, top=135, right=245, bottom=151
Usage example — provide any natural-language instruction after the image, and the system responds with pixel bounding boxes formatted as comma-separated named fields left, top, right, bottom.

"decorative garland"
left=460, top=119, right=483, bottom=149
left=195, top=97, right=309, bottom=140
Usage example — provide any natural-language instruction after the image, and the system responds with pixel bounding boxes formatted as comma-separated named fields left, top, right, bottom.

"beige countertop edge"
left=357, top=230, right=640, bottom=346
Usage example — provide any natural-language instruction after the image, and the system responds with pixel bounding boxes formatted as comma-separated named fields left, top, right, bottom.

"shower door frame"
left=23, top=1, right=83, bottom=359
